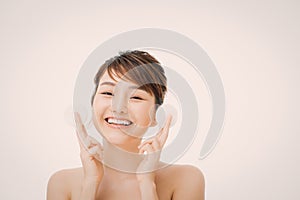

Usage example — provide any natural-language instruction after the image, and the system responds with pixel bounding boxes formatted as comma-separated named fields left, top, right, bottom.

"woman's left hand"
left=137, top=114, right=173, bottom=183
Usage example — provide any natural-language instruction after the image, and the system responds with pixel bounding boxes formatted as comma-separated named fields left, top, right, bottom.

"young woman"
left=47, top=50, right=205, bottom=200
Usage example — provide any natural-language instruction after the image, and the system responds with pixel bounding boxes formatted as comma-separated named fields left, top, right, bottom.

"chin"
left=104, top=131, right=129, bottom=143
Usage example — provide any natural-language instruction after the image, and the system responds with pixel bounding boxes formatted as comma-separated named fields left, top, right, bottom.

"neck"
left=102, top=165, right=138, bottom=182
left=110, top=137, right=141, bottom=153
left=101, top=139, right=144, bottom=174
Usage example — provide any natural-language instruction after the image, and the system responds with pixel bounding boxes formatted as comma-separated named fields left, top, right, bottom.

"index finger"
left=74, top=112, right=88, bottom=138
left=76, top=130, right=86, bottom=151
left=158, top=114, right=173, bottom=145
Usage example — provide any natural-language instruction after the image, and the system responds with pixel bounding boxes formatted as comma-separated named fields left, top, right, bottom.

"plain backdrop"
left=0, top=0, right=299, bottom=199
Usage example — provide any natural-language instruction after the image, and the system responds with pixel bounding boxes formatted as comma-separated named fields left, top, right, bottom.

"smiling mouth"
left=104, top=117, right=133, bottom=126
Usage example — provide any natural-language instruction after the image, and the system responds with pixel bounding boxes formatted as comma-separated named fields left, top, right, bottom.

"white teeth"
left=107, top=118, right=132, bottom=126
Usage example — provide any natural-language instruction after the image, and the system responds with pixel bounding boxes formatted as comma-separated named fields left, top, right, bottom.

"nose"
left=111, top=94, right=128, bottom=114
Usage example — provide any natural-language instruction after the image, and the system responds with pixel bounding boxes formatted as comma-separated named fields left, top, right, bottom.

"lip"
left=104, top=117, right=133, bottom=129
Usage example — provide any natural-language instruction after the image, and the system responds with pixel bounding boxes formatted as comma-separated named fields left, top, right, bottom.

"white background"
left=0, top=0, right=299, bottom=199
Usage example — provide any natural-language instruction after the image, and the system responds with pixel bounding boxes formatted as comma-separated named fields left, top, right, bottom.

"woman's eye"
left=130, top=96, right=143, bottom=100
left=101, top=92, right=113, bottom=96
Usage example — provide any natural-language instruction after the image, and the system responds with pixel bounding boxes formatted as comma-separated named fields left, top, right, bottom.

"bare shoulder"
left=47, top=168, right=83, bottom=200
left=156, top=164, right=205, bottom=200
left=158, top=164, right=204, bottom=184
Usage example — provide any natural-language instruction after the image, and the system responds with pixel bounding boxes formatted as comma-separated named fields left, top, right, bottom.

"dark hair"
left=91, top=50, right=167, bottom=108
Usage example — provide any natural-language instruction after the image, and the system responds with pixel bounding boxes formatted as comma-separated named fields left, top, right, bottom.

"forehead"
left=99, top=70, right=139, bottom=89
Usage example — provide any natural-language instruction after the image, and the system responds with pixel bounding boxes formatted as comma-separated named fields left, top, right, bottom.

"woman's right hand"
left=75, top=112, right=104, bottom=183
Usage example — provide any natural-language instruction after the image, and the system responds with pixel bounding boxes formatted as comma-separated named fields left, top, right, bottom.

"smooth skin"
left=47, top=72, right=205, bottom=200
left=47, top=115, right=205, bottom=200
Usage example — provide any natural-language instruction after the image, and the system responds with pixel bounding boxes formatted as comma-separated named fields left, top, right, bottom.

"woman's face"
left=92, top=70, right=157, bottom=145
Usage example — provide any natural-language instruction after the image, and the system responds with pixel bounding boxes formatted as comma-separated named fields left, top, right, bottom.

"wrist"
left=82, top=177, right=101, bottom=187
left=139, top=180, right=158, bottom=200
left=79, top=179, right=100, bottom=200
left=138, top=179, right=156, bottom=189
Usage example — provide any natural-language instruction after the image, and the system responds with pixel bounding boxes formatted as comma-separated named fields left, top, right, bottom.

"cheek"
left=93, top=97, right=110, bottom=115
left=129, top=103, right=156, bottom=124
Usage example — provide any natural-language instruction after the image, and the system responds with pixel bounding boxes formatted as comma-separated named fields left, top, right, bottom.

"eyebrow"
left=100, top=81, right=139, bottom=89
left=100, top=81, right=116, bottom=87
